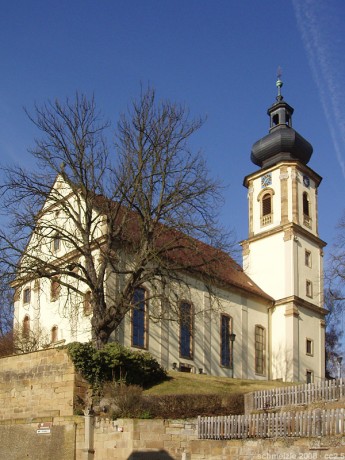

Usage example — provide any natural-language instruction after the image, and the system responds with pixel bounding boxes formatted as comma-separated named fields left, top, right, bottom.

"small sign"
left=37, top=422, right=52, bottom=434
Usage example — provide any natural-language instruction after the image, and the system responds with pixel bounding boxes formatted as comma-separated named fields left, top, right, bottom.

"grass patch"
left=96, top=373, right=296, bottom=419
left=143, top=371, right=293, bottom=396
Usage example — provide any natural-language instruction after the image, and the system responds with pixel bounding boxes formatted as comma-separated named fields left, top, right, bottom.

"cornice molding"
left=270, top=295, right=328, bottom=316
left=240, top=222, right=326, bottom=248
left=243, top=161, right=323, bottom=188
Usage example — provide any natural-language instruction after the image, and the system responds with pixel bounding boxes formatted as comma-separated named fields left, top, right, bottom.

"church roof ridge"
left=91, top=193, right=273, bottom=303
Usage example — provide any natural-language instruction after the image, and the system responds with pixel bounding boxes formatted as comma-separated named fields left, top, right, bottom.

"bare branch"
left=0, top=88, right=236, bottom=348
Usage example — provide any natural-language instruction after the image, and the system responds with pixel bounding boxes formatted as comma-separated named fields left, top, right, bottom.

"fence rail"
left=253, top=379, right=344, bottom=410
left=198, top=408, right=345, bottom=440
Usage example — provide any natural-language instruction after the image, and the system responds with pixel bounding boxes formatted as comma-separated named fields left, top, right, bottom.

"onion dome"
left=251, top=76, right=313, bottom=168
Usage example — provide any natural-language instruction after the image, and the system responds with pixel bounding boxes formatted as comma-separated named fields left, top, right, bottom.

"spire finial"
left=276, top=66, right=283, bottom=101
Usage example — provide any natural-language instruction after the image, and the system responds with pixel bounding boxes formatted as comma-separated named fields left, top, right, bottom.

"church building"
left=13, top=80, right=327, bottom=383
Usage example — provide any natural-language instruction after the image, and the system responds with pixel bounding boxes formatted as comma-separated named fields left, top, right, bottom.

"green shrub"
left=102, top=382, right=150, bottom=419
left=141, top=393, right=244, bottom=418
left=95, top=390, right=244, bottom=419
left=66, top=341, right=167, bottom=391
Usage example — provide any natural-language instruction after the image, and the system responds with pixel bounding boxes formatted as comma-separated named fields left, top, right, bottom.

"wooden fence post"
left=244, top=392, right=255, bottom=414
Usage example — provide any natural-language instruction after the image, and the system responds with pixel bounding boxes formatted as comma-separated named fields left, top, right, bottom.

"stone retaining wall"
left=0, top=348, right=87, bottom=420
left=1, top=350, right=344, bottom=459
left=0, top=414, right=344, bottom=459
left=90, top=417, right=197, bottom=459
left=86, top=417, right=345, bottom=460
left=0, top=416, right=83, bottom=460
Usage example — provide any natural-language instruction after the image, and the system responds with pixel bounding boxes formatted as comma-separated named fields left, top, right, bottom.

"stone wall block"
left=0, top=348, right=87, bottom=421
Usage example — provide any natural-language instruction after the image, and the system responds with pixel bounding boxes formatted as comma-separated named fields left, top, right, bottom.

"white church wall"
left=269, top=302, right=325, bottom=382
left=113, top=272, right=270, bottom=379
left=270, top=305, right=288, bottom=381
left=245, top=298, right=270, bottom=380
left=298, top=306, right=325, bottom=382
left=243, top=232, right=288, bottom=300
left=14, top=274, right=93, bottom=346
left=14, top=239, right=271, bottom=380
left=295, top=234, right=323, bottom=307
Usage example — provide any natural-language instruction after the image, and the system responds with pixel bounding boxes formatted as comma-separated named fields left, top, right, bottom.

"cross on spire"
left=276, top=66, right=283, bottom=101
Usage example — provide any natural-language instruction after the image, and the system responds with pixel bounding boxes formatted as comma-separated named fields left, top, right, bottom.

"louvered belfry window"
left=303, top=192, right=312, bottom=227
left=261, top=193, right=272, bottom=226
left=303, top=192, right=310, bottom=216
left=262, top=194, right=271, bottom=215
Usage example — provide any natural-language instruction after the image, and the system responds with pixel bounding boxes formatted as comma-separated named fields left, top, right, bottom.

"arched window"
left=131, top=287, right=147, bottom=348
left=262, top=193, right=271, bottom=215
left=255, top=325, right=266, bottom=375
left=303, top=192, right=311, bottom=227
left=23, top=315, right=30, bottom=337
left=180, top=301, right=193, bottom=359
left=220, top=314, right=233, bottom=368
left=303, top=192, right=310, bottom=216
left=51, top=325, right=58, bottom=343
left=259, top=190, right=274, bottom=227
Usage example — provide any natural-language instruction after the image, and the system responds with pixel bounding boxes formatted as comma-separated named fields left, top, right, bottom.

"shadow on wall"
left=127, top=450, right=174, bottom=459
left=271, top=343, right=293, bottom=382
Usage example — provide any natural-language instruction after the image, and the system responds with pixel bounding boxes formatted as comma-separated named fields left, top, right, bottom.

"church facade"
left=13, top=81, right=327, bottom=383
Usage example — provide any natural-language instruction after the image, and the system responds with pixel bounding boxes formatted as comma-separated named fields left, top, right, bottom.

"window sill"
left=131, top=344, right=148, bottom=350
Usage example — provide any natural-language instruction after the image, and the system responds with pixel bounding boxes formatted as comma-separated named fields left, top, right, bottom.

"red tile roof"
left=95, top=195, right=273, bottom=303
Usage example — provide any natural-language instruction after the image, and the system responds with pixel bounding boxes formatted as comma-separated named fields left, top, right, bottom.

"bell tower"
left=242, top=76, right=327, bottom=382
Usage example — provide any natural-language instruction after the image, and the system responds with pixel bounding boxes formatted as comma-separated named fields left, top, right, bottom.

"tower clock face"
left=303, top=175, right=310, bottom=187
left=261, top=173, right=272, bottom=188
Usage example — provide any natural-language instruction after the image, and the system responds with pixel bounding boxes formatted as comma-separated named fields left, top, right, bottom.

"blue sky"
left=1, top=0, right=344, bottom=266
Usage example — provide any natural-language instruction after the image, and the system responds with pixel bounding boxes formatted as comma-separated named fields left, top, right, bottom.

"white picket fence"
left=198, top=408, right=345, bottom=440
left=253, top=379, right=345, bottom=410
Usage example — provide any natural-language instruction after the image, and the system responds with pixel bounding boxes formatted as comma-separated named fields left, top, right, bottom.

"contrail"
left=292, top=0, right=345, bottom=179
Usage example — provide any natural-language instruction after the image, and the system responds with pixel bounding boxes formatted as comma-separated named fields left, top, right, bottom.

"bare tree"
left=0, top=273, right=13, bottom=334
left=0, top=88, right=234, bottom=348
left=323, top=287, right=343, bottom=378
left=12, top=323, right=50, bottom=354
left=0, top=273, right=14, bottom=356
left=325, top=213, right=345, bottom=376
